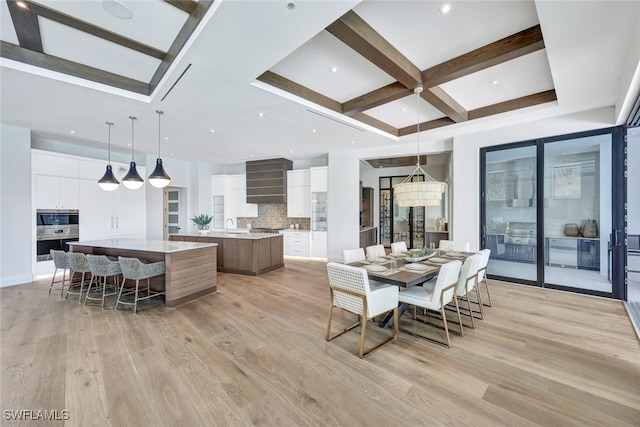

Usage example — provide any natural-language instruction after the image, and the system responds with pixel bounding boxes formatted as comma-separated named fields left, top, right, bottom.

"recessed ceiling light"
left=289, top=150, right=293, bottom=153
left=287, top=2, right=296, bottom=10
left=439, top=3, right=451, bottom=14
left=210, top=129, right=215, bottom=133
left=492, top=80, right=499, bottom=85
left=250, top=154, right=254, bottom=158
left=330, top=66, right=338, bottom=73
left=164, top=137, right=169, bottom=140
left=312, top=129, right=317, bottom=133
left=351, top=141, right=355, bottom=144
left=16, top=1, right=29, bottom=9
left=101, top=0, right=132, bottom=19
left=258, top=112, right=264, bottom=117
left=69, top=130, right=75, bottom=134
left=401, top=107, right=407, bottom=112
left=170, top=153, right=174, bottom=156
left=217, top=158, right=221, bottom=161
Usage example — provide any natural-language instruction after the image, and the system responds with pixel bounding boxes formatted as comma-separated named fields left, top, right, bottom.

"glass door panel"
left=484, top=145, right=538, bottom=282
left=543, top=134, right=612, bottom=293
left=380, top=189, right=391, bottom=247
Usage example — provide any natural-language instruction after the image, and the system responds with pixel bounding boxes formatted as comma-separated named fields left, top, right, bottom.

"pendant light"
left=98, top=121, right=120, bottom=191
left=148, top=110, right=171, bottom=188
left=394, top=86, right=446, bottom=207
left=122, top=115, right=144, bottom=190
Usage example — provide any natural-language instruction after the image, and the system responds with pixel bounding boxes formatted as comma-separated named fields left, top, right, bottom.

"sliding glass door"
left=480, top=126, right=627, bottom=299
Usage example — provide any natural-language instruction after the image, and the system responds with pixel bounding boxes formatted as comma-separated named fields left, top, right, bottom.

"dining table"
left=348, top=250, right=472, bottom=328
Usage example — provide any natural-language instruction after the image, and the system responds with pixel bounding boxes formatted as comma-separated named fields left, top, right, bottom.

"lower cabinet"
left=310, top=231, right=327, bottom=258
left=283, top=231, right=310, bottom=257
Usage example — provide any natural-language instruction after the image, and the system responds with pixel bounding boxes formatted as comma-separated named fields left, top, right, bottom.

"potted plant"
left=191, top=214, right=213, bottom=233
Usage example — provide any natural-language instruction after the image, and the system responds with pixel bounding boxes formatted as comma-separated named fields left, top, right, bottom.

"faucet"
left=225, top=218, right=234, bottom=231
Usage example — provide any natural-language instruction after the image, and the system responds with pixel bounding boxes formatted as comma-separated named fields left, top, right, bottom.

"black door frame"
left=480, top=126, right=627, bottom=300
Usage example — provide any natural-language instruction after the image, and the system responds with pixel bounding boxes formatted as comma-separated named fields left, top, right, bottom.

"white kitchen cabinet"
left=310, top=166, right=328, bottom=192
left=283, top=231, right=310, bottom=257
left=32, top=150, right=79, bottom=178
left=35, top=175, right=79, bottom=210
left=212, top=174, right=257, bottom=222
left=287, top=169, right=311, bottom=218
left=310, top=231, right=328, bottom=258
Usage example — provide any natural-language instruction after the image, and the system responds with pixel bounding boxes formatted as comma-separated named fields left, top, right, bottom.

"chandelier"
left=394, top=86, right=446, bottom=207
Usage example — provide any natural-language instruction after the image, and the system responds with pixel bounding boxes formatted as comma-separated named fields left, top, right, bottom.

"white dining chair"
left=342, top=248, right=366, bottom=264
left=390, top=241, right=408, bottom=253
left=477, top=249, right=492, bottom=307
left=326, top=262, right=398, bottom=358
left=398, top=260, right=463, bottom=347
left=453, top=253, right=483, bottom=328
left=438, top=240, right=470, bottom=252
left=365, top=244, right=386, bottom=260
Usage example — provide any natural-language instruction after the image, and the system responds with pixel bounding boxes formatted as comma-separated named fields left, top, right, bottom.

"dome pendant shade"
left=122, top=161, right=144, bottom=189
left=98, top=164, right=120, bottom=191
left=148, top=158, right=171, bottom=188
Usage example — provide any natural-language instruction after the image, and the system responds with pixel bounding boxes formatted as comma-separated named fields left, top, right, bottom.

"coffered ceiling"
left=1, top=1, right=639, bottom=166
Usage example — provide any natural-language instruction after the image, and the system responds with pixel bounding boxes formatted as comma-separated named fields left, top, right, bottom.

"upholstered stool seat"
left=49, top=250, right=71, bottom=297
left=66, top=252, right=92, bottom=302
left=116, top=257, right=166, bottom=314
left=85, top=255, right=122, bottom=308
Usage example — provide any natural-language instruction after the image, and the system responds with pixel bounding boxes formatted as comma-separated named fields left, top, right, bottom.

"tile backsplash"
left=237, top=204, right=310, bottom=230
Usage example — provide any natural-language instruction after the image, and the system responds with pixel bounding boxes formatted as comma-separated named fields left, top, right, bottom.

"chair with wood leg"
left=398, top=260, right=463, bottom=347
left=66, top=252, right=92, bottom=302
left=116, top=257, right=166, bottom=314
left=390, top=241, right=408, bottom=254
left=477, top=249, right=492, bottom=307
left=85, top=255, right=121, bottom=309
left=49, top=250, right=71, bottom=297
left=325, top=262, right=399, bottom=359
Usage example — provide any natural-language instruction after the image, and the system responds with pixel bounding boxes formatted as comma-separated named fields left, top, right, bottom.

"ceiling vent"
left=246, top=158, right=293, bottom=204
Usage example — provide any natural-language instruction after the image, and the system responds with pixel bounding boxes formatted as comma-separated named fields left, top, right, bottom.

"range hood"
left=246, top=158, right=292, bottom=204
left=506, top=158, right=535, bottom=207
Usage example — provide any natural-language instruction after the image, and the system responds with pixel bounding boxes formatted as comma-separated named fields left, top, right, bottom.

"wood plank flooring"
left=1, top=258, right=639, bottom=426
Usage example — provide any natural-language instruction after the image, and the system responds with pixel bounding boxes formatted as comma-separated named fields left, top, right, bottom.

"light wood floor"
left=2, top=259, right=639, bottom=426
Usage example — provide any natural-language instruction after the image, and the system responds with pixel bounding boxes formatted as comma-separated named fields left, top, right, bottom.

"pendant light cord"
left=129, top=116, right=137, bottom=160
left=156, top=110, right=163, bottom=157
left=106, top=121, right=113, bottom=164
left=415, top=85, right=423, bottom=167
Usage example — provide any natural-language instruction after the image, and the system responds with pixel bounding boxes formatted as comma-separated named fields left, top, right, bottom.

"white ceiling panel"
left=34, top=0, right=186, bottom=51
left=270, top=30, right=395, bottom=103
left=366, top=96, right=445, bottom=129
left=0, top=1, right=19, bottom=45
left=39, top=17, right=161, bottom=82
left=441, top=50, right=555, bottom=110
left=355, top=0, right=540, bottom=71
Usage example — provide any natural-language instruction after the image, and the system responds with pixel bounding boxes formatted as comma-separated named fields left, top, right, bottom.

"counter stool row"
left=48, top=250, right=165, bottom=314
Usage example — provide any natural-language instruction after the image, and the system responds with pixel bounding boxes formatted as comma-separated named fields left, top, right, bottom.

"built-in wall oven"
left=36, top=209, right=79, bottom=261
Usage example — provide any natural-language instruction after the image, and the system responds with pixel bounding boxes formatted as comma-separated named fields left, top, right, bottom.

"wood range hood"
left=246, top=158, right=293, bottom=204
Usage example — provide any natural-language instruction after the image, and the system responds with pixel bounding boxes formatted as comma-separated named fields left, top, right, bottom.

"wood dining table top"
left=349, top=251, right=472, bottom=288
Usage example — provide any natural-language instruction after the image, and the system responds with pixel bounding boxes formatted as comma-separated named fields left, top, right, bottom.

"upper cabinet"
left=213, top=174, right=257, bottom=220
left=310, top=166, right=328, bottom=192
left=287, top=169, right=311, bottom=218
left=35, top=175, right=79, bottom=210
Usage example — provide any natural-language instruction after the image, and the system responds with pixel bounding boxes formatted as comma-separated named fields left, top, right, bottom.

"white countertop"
left=69, top=239, right=217, bottom=253
left=173, top=232, right=282, bottom=240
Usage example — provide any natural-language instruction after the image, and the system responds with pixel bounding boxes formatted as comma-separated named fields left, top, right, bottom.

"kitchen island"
left=68, top=239, right=217, bottom=307
left=170, top=232, right=284, bottom=276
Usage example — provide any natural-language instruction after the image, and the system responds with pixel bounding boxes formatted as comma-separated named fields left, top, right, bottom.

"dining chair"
left=116, top=257, right=166, bottom=314
left=325, top=262, right=399, bottom=358
left=390, top=241, right=408, bottom=253
left=398, top=260, right=463, bottom=347
left=365, top=244, right=386, bottom=261
left=477, top=249, right=492, bottom=307
left=438, top=240, right=470, bottom=252
left=452, top=253, right=483, bottom=328
left=49, top=250, right=71, bottom=297
left=342, top=248, right=366, bottom=264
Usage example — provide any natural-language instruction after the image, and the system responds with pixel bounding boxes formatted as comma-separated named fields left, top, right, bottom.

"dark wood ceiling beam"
left=326, top=10, right=422, bottom=89
left=163, top=0, right=197, bottom=14
left=352, top=113, right=399, bottom=136
left=0, top=40, right=150, bottom=94
left=6, top=0, right=43, bottom=52
left=398, top=117, right=455, bottom=136
left=150, top=0, right=215, bottom=93
left=342, top=82, right=411, bottom=116
left=469, top=89, right=557, bottom=120
left=422, top=25, right=545, bottom=88
left=422, top=87, right=468, bottom=122
left=27, top=1, right=166, bottom=60
left=257, top=71, right=342, bottom=113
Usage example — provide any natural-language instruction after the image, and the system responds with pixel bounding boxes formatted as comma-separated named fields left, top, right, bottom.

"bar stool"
left=116, top=257, right=166, bottom=314
left=49, top=250, right=71, bottom=297
left=66, top=253, right=92, bottom=302
left=85, top=255, right=121, bottom=309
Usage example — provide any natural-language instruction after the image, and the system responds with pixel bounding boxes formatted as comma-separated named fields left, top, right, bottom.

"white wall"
left=1, top=125, right=33, bottom=286
left=452, top=107, right=615, bottom=251
left=327, top=151, right=360, bottom=261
